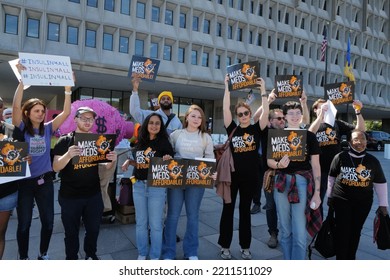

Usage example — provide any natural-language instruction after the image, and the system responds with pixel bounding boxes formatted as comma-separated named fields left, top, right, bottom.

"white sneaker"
left=38, top=253, right=50, bottom=260
left=137, top=255, right=146, bottom=260
left=220, top=248, right=232, bottom=260
left=188, top=256, right=198, bottom=260
left=241, top=249, right=252, bottom=260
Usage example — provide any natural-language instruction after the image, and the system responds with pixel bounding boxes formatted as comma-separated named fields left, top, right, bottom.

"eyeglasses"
left=272, top=117, right=285, bottom=121
left=237, top=111, right=250, bottom=118
left=286, top=111, right=302, bottom=116
left=77, top=117, right=95, bottom=123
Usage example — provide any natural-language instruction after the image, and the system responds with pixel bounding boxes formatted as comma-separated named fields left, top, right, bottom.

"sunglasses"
left=237, top=111, right=250, bottom=118
left=272, top=117, right=285, bottom=121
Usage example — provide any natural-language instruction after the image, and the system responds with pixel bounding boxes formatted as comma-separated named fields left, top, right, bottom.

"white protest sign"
left=8, top=59, right=31, bottom=90
left=18, top=52, right=74, bottom=86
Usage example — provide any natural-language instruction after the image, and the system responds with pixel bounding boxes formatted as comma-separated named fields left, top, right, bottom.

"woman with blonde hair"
left=162, top=104, right=215, bottom=260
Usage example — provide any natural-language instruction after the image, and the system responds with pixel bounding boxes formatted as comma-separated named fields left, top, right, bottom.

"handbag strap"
left=224, top=126, right=238, bottom=148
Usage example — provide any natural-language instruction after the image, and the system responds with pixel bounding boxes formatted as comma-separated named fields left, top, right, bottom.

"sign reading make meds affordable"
left=266, top=129, right=307, bottom=161
left=72, top=133, right=116, bottom=165
left=0, top=141, right=28, bottom=177
left=324, top=81, right=355, bottom=106
left=227, top=61, right=260, bottom=91
left=185, top=158, right=216, bottom=188
left=147, top=157, right=187, bottom=188
left=274, top=75, right=303, bottom=98
left=128, top=55, right=160, bottom=82
left=18, top=52, right=74, bottom=87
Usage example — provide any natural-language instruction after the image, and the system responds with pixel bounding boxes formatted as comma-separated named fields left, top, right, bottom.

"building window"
left=179, top=12, right=186, bottom=28
left=163, top=45, right=172, bottom=60
left=47, top=22, right=60, bottom=42
left=191, top=50, right=197, bottom=65
left=104, top=0, right=115, bottom=11
left=202, top=52, right=209, bottom=67
left=5, top=14, right=18, bottom=35
left=269, top=7, right=272, bottom=19
left=215, top=54, right=221, bottom=69
left=103, top=33, right=113, bottom=50
left=67, top=26, right=78, bottom=44
left=237, top=0, right=243, bottom=10
left=165, top=9, right=173, bottom=25
left=178, top=47, right=185, bottom=63
left=257, top=33, right=262, bottom=46
left=152, top=6, right=160, bottom=22
left=135, top=39, right=144, bottom=56
left=227, top=25, right=232, bottom=39
left=228, top=0, right=233, bottom=8
left=237, top=27, right=242, bottom=41
left=258, top=4, right=263, bottom=16
left=216, top=22, right=222, bottom=36
left=203, top=19, right=210, bottom=34
left=121, top=0, right=131, bottom=15
left=69, top=0, right=80, bottom=3
left=193, top=16, right=199, bottom=31
left=268, top=36, right=271, bottom=48
left=226, top=56, right=232, bottom=66
left=150, top=42, right=158, bottom=58
left=119, top=36, right=129, bottom=53
left=218, top=0, right=223, bottom=4
left=136, top=2, right=145, bottom=19
left=86, top=29, right=96, bottom=47
left=87, top=0, right=98, bottom=7
left=27, top=18, right=40, bottom=38
left=249, top=31, right=253, bottom=44
left=250, top=1, right=254, bottom=13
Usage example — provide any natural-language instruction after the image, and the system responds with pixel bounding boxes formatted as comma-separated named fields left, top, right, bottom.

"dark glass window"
left=202, top=52, right=209, bottom=67
left=67, top=26, right=78, bottom=44
left=203, top=19, right=210, bottom=34
left=216, top=22, right=222, bottom=36
left=165, top=9, right=173, bottom=25
left=69, top=0, right=80, bottom=3
left=27, top=18, right=39, bottom=38
left=191, top=50, right=197, bottom=65
left=104, top=0, right=115, bottom=11
left=227, top=25, right=232, bottom=39
left=193, top=16, right=199, bottom=31
left=150, top=42, right=158, bottom=58
left=163, top=45, right=172, bottom=60
left=178, top=47, right=185, bottom=63
left=87, top=0, right=98, bottom=7
left=180, top=13, right=186, bottom=28
left=136, top=2, right=145, bottom=18
left=103, top=33, right=113, bottom=50
left=119, top=36, right=129, bottom=53
left=152, top=6, right=160, bottom=22
left=215, top=54, right=220, bottom=69
left=86, top=29, right=96, bottom=47
left=135, top=39, right=144, bottom=56
left=5, top=14, right=18, bottom=35
left=121, top=0, right=131, bottom=15
left=47, top=22, right=60, bottom=41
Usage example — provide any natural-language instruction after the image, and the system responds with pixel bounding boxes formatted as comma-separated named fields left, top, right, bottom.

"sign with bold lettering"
left=267, top=129, right=307, bottom=161
left=227, top=61, right=260, bottom=91
left=274, top=75, right=303, bottom=98
left=128, top=55, right=160, bottom=82
left=72, top=133, right=116, bottom=164
left=18, top=53, right=74, bottom=86
left=324, top=81, right=355, bottom=106
left=0, top=141, right=28, bottom=177
left=185, top=158, right=216, bottom=188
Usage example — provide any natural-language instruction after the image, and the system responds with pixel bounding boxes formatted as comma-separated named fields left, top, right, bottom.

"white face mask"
left=4, top=118, right=12, bottom=124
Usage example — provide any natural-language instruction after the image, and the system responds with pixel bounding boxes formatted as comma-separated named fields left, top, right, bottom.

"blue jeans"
left=162, top=186, right=205, bottom=259
left=273, top=174, right=307, bottom=260
left=133, top=180, right=166, bottom=260
left=58, top=191, right=104, bottom=260
left=17, top=175, right=54, bottom=259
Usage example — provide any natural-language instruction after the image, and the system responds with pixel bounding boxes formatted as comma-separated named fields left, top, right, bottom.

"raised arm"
left=300, top=90, right=310, bottom=125
left=253, top=89, right=276, bottom=123
left=308, top=106, right=326, bottom=134
left=353, top=100, right=366, bottom=132
left=257, top=78, right=269, bottom=130
left=12, top=81, right=24, bottom=127
left=52, top=76, right=74, bottom=130
left=223, top=74, right=233, bottom=128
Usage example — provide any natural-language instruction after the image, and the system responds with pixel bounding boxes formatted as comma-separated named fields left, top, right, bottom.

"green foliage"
left=365, top=120, right=382, bottom=131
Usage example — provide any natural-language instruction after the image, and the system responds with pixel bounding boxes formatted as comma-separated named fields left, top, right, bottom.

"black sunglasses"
left=237, top=111, right=250, bottom=118
left=273, top=117, right=285, bottom=121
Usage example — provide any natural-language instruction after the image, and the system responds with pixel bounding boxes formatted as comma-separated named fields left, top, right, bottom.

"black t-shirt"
left=315, top=120, right=355, bottom=173
left=282, top=130, right=321, bottom=174
left=329, top=151, right=386, bottom=202
left=226, top=121, right=262, bottom=179
left=53, top=132, right=100, bottom=198
left=133, top=137, right=174, bottom=180
left=0, top=124, right=23, bottom=198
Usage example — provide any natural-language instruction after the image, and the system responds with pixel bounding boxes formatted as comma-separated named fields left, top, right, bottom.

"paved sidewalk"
left=3, top=151, right=390, bottom=260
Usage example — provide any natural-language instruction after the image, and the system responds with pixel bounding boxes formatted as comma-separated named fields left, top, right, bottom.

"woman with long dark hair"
left=12, top=70, right=72, bottom=260
left=122, top=113, right=174, bottom=260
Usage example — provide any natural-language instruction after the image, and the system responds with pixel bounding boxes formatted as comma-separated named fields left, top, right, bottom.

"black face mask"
left=160, top=103, right=172, bottom=110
